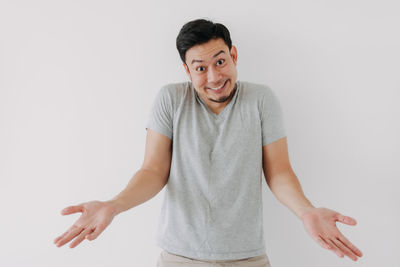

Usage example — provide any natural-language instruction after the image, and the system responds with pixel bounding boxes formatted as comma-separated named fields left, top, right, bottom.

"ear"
left=183, top=62, right=192, bottom=80
left=230, top=45, right=238, bottom=65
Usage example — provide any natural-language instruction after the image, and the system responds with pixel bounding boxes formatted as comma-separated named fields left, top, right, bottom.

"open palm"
left=54, top=200, right=117, bottom=248
left=301, top=207, right=363, bottom=261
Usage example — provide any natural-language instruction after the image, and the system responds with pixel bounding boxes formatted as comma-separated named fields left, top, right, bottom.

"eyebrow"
left=191, top=50, right=226, bottom=65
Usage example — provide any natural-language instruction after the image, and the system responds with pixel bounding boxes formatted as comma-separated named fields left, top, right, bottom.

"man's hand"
left=301, top=207, right=363, bottom=261
left=53, top=200, right=117, bottom=248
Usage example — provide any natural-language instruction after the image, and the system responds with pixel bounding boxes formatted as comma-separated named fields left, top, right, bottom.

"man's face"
left=183, top=38, right=238, bottom=105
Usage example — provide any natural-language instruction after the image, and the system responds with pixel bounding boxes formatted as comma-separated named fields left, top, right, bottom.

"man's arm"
left=262, top=137, right=314, bottom=219
left=109, top=128, right=172, bottom=215
left=54, top=128, right=172, bottom=248
left=262, top=137, right=363, bottom=261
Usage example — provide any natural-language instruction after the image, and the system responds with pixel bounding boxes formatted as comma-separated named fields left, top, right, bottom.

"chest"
left=172, top=101, right=262, bottom=163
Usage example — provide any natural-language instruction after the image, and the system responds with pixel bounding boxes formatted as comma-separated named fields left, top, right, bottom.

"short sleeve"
left=261, top=88, right=286, bottom=146
left=145, top=86, right=173, bottom=139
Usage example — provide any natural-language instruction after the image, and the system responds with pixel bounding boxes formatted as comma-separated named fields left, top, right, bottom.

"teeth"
left=209, top=81, right=225, bottom=90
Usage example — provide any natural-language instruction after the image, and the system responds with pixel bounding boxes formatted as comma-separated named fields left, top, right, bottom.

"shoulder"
left=239, top=80, right=275, bottom=94
left=160, top=81, right=190, bottom=96
left=239, top=81, right=284, bottom=119
left=154, top=81, right=190, bottom=112
left=238, top=80, right=278, bottom=103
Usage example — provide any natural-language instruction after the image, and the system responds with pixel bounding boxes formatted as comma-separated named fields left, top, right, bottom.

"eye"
left=196, top=66, right=205, bottom=72
left=216, top=59, right=225, bottom=65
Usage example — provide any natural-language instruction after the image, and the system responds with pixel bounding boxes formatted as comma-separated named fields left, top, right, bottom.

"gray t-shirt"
left=145, top=80, right=286, bottom=261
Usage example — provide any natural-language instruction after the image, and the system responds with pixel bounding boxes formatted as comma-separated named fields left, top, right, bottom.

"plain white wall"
left=0, top=0, right=398, bottom=266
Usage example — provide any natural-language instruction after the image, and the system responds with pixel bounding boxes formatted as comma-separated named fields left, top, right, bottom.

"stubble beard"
left=208, top=83, right=237, bottom=103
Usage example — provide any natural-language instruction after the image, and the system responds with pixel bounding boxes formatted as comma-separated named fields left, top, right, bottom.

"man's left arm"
left=262, top=137, right=363, bottom=262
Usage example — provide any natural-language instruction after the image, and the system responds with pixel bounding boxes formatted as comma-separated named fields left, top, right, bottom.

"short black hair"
left=176, top=18, right=232, bottom=65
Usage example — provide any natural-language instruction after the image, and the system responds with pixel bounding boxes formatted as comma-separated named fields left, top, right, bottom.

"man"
left=54, top=19, right=363, bottom=266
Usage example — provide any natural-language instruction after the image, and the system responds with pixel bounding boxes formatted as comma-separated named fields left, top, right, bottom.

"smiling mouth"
left=207, top=80, right=228, bottom=93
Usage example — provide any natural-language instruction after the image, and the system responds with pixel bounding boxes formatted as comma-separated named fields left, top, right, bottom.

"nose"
left=207, top=65, right=222, bottom=85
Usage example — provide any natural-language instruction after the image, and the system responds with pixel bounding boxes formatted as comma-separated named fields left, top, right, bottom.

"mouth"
left=206, top=80, right=228, bottom=94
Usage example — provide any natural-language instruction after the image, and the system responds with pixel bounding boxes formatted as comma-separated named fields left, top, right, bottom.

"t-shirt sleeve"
left=145, top=86, right=173, bottom=140
left=261, top=87, right=286, bottom=146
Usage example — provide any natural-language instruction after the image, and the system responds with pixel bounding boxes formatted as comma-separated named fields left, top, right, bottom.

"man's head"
left=176, top=19, right=238, bottom=105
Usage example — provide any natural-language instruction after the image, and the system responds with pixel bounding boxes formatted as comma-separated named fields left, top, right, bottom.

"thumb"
left=61, top=205, right=83, bottom=215
left=337, top=214, right=357, bottom=225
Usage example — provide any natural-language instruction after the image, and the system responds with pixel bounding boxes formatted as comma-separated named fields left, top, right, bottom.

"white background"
left=0, top=0, right=399, bottom=266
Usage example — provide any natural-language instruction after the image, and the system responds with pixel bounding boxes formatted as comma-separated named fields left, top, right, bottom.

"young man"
left=54, top=19, right=363, bottom=266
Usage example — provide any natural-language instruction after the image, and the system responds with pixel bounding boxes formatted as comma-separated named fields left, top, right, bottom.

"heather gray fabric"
left=145, top=80, right=286, bottom=261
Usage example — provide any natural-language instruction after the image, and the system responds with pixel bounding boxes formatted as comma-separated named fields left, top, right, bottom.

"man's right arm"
left=54, top=128, right=172, bottom=248
left=108, top=128, right=172, bottom=215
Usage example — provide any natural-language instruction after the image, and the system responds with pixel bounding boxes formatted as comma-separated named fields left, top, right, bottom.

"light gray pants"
left=156, top=250, right=271, bottom=267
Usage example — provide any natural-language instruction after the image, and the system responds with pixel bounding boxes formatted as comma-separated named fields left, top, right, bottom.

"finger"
left=61, top=205, right=84, bottom=215
left=337, top=234, right=363, bottom=257
left=322, top=237, right=344, bottom=258
left=69, top=227, right=95, bottom=248
left=55, top=225, right=84, bottom=247
left=86, top=223, right=106, bottom=241
left=54, top=231, right=68, bottom=244
left=315, top=235, right=332, bottom=250
left=54, top=226, right=75, bottom=244
left=337, top=214, right=357, bottom=225
left=331, top=237, right=358, bottom=261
